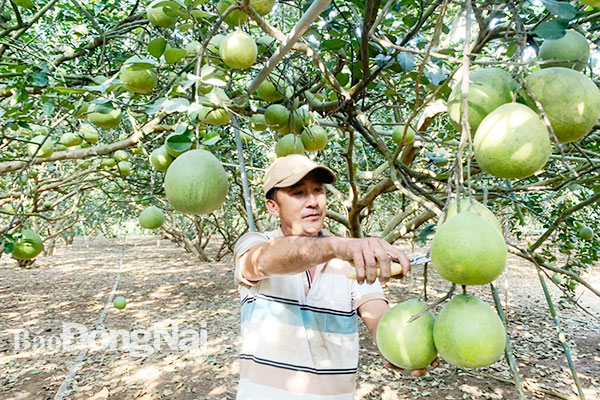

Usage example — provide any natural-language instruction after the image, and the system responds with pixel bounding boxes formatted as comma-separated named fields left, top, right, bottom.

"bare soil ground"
left=0, top=235, right=599, bottom=400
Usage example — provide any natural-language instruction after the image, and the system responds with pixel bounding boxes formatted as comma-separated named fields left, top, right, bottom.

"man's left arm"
left=358, top=299, right=389, bottom=341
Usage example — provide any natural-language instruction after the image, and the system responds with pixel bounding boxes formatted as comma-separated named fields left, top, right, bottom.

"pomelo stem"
left=537, top=269, right=586, bottom=400
left=490, top=281, right=526, bottom=400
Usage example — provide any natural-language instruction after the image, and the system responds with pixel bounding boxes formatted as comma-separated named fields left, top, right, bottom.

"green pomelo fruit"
left=102, top=158, right=116, bottom=168
left=578, top=0, right=600, bottom=7
left=113, top=296, right=127, bottom=309
left=474, top=102, right=551, bottom=179
left=301, top=125, right=328, bottom=152
left=539, top=30, right=590, bottom=71
left=441, top=198, right=502, bottom=233
left=139, top=206, right=165, bottom=229
left=80, top=124, right=99, bottom=143
left=392, top=125, right=416, bottom=145
left=11, top=229, right=44, bottom=260
left=150, top=145, right=173, bottom=171
left=78, top=161, right=90, bottom=169
left=56, top=144, right=68, bottom=152
left=552, top=273, right=563, bottom=284
left=13, top=0, right=34, bottom=9
left=250, top=114, right=267, bottom=131
left=448, top=68, right=517, bottom=134
left=250, top=0, right=275, bottom=15
left=198, top=105, right=231, bottom=126
left=275, top=134, right=304, bottom=157
left=196, top=88, right=231, bottom=126
left=376, top=299, right=437, bottom=370
left=146, top=0, right=177, bottom=28
left=113, top=150, right=129, bottom=161
left=523, top=67, right=600, bottom=143
left=116, top=161, right=132, bottom=177
left=579, top=226, right=594, bottom=240
left=216, top=0, right=248, bottom=27
left=257, top=78, right=284, bottom=102
left=164, top=149, right=229, bottom=215
left=264, top=104, right=290, bottom=129
left=290, top=107, right=313, bottom=134
left=220, top=31, right=257, bottom=70
left=60, top=132, right=82, bottom=147
left=431, top=212, right=507, bottom=285
left=241, top=132, right=252, bottom=144
left=120, top=64, right=158, bottom=94
left=279, top=121, right=292, bottom=135
left=28, top=135, right=54, bottom=158
left=433, top=294, right=506, bottom=368
left=87, top=104, right=123, bottom=129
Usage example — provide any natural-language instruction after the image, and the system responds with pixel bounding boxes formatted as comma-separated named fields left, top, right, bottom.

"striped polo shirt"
left=233, top=228, right=387, bottom=400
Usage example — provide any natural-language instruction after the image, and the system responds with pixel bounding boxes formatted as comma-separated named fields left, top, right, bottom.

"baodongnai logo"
left=13, top=322, right=208, bottom=357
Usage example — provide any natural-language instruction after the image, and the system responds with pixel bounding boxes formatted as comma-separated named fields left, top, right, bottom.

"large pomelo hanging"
left=376, top=299, right=437, bottom=370
left=12, top=229, right=44, bottom=260
left=219, top=31, right=257, bottom=70
left=441, top=198, right=502, bottom=233
left=139, top=206, right=165, bottom=229
left=538, top=30, right=590, bottom=71
left=164, top=150, right=228, bottom=215
left=474, top=102, right=551, bottom=179
left=447, top=68, right=517, bottom=134
left=433, top=295, right=506, bottom=368
left=523, top=67, right=600, bottom=143
left=431, top=212, right=507, bottom=286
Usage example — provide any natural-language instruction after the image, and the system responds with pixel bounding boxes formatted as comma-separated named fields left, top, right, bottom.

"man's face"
left=266, top=172, right=327, bottom=236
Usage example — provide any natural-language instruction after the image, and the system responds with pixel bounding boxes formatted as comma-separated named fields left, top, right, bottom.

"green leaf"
left=335, top=72, right=349, bottom=86
left=533, top=20, right=567, bottom=39
left=541, top=0, right=578, bottom=20
left=152, top=0, right=188, bottom=17
left=166, top=134, right=193, bottom=152
left=124, top=55, right=159, bottom=68
left=179, top=23, right=193, bottom=32
left=146, top=98, right=167, bottom=115
left=402, top=14, right=418, bottom=27
left=148, top=38, right=167, bottom=59
left=32, top=71, right=48, bottom=86
left=3, top=233, right=15, bottom=254
left=201, top=134, right=220, bottom=146
left=42, top=100, right=55, bottom=116
left=163, top=98, right=190, bottom=113
left=187, top=102, right=202, bottom=123
left=53, top=86, right=90, bottom=94
left=164, top=48, right=187, bottom=64
left=416, top=223, right=436, bottom=247
left=321, top=39, right=346, bottom=51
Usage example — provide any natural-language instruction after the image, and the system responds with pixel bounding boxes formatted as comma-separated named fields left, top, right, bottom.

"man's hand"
left=336, top=237, right=410, bottom=284
left=383, top=358, right=440, bottom=377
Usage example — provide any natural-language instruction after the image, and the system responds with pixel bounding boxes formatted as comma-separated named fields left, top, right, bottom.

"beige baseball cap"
left=263, top=154, right=336, bottom=195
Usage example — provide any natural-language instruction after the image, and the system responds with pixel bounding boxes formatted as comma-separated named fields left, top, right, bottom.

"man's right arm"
left=239, top=236, right=338, bottom=282
left=238, top=235, right=410, bottom=285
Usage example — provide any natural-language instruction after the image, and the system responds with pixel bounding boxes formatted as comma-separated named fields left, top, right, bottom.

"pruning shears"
left=346, top=254, right=431, bottom=280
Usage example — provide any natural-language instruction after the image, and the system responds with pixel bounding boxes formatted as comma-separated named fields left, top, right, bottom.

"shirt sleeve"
left=350, top=278, right=387, bottom=310
left=233, top=232, right=269, bottom=287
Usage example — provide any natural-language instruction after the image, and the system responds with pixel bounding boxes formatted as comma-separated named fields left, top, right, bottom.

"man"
left=233, top=154, right=412, bottom=399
